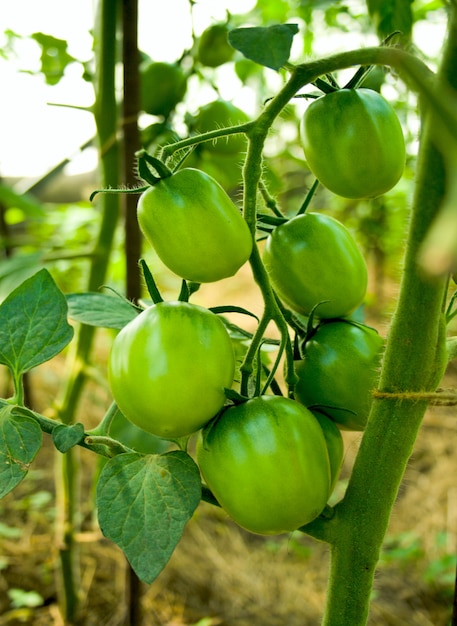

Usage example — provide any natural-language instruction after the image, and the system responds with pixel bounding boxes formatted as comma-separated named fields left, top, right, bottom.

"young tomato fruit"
left=137, top=168, right=252, bottom=283
left=294, top=320, right=384, bottom=431
left=108, top=302, right=235, bottom=439
left=300, top=88, right=405, bottom=199
left=140, top=61, right=187, bottom=117
left=197, top=396, right=331, bottom=535
left=197, top=24, right=235, bottom=68
left=192, top=99, right=250, bottom=155
left=262, top=212, right=368, bottom=319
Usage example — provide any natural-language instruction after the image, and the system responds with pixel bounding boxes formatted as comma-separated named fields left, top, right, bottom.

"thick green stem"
left=53, top=0, right=121, bottom=622
left=319, top=12, right=457, bottom=626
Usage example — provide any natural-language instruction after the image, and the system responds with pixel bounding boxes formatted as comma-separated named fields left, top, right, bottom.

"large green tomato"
left=137, top=168, right=252, bottom=283
left=300, top=88, right=405, bottom=199
left=262, top=212, right=368, bottom=319
left=197, top=396, right=331, bottom=535
left=197, top=24, right=235, bottom=67
left=192, top=100, right=250, bottom=154
left=108, top=301, right=235, bottom=439
left=140, top=61, right=187, bottom=117
left=294, top=320, right=384, bottom=431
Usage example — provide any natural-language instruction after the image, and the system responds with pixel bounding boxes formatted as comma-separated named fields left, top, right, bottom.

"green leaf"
left=0, top=406, right=42, bottom=499
left=0, top=269, right=74, bottom=378
left=366, top=0, right=413, bottom=40
left=66, top=292, right=139, bottom=329
left=52, top=423, right=86, bottom=453
left=96, top=451, right=201, bottom=583
left=31, top=32, right=76, bottom=86
left=228, top=24, right=299, bottom=71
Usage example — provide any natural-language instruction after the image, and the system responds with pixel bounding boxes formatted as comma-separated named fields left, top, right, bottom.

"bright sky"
left=0, top=0, right=447, bottom=180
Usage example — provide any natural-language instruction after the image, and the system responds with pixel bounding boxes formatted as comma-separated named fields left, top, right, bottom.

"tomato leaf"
left=52, top=423, right=86, bottom=453
left=0, top=269, right=74, bottom=377
left=66, top=292, right=139, bottom=329
left=366, top=0, right=413, bottom=41
left=0, top=406, right=42, bottom=499
left=96, top=451, right=201, bottom=583
left=228, top=24, right=299, bottom=71
left=30, top=32, right=76, bottom=86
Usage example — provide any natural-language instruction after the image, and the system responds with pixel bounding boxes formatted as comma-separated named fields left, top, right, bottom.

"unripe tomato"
left=192, top=100, right=250, bottom=154
left=312, top=410, right=344, bottom=494
left=197, top=24, right=235, bottom=67
left=197, top=395, right=331, bottom=535
left=108, top=302, right=235, bottom=439
left=300, top=88, right=405, bottom=199
left=140, top=61, right=187, bottom=117
left=294, top=320, right=384, bottom=431
left=137, top=168, right=252, bottom=283
left=262, top=212, right=368, bottom=319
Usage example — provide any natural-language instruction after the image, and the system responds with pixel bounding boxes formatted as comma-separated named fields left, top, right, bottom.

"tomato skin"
left=193, top=100, right=250, bottom=154
left=294, top=321, right=384, bottom=431
left=197, top=24, right=235, bottom=68
left=137, top=168, right=252, bottom=283
left=197, top=396, right=331, bottom=535
left=312, top=411, right=344, bottom=494
left=300, top=88, right=405, bottom=199
left=108, top=301, right=235, bottom=439
left=262, top=212, right=368, bottom=319
left=140, top=61, right=187, bottom=117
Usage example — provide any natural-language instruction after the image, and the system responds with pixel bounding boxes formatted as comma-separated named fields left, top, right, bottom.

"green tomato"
left=300, top=88, right=405, bottom=199
left=182, top=148, right=243, bottom=192
left=197, top=395, right=331, bottom=535
left=108, top=301, right=235, bottom=439
left=140, top=61, right=187, bottom=117
left=197, top=24, right=235, bottom=68
left=294, top=320, right=384, bottom=431
left=192, top=100, right=250, bottom=154
left=137, top=168, right=252, bottom=283
left=262, top=212, right=368, bottom=319
left=312, top=410, right=344, bottom=494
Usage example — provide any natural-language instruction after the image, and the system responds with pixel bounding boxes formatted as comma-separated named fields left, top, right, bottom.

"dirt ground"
left=0, top=272, right=456, bottom=626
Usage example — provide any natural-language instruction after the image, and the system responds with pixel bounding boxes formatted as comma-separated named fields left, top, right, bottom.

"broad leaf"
left=228, top=24, right=299, bottom=71
left=0, top=269, right=74, bottom=377
left=66, top=292, right=139, bottom=329
left=96, top=451, right=201, bottom=583
left=366, top=0, right=413, bottom=40
left=0, top=406, right=42, bottom=499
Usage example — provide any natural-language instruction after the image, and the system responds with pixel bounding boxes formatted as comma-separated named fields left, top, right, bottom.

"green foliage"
left=96, top=450, right=201, bottom=583
left=30, top=32, right=77, bottom=85
left=51, top=423, right=86, bottom=453
left=0, top=407, right=42, bottom=498
left=0, top=269, right=73, bottom=381
left=228, top=23, right=299, bottom=70
left=66, top=292, right=138, bottom=329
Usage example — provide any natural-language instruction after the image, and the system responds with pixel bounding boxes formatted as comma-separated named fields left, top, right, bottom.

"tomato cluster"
left=107, top=83, right=400, bottom=535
